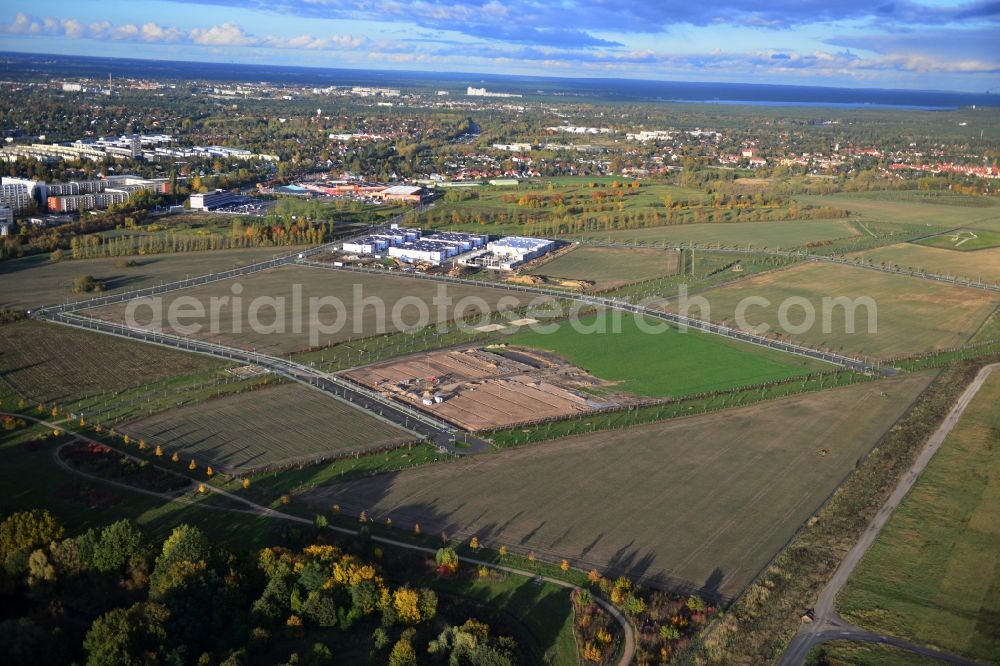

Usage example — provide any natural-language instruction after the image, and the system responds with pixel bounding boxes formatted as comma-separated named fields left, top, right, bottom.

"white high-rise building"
left=0, top=177, right=45, bottom=214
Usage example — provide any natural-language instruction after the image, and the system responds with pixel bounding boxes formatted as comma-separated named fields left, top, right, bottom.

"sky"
left=1, top=1, right=998, bottom=91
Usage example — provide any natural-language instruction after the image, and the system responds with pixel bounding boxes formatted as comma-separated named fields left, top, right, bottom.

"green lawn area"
left=836, top=369, right=1000, bottom=662
left=913, top=228, right=1000, bottom=251
left=507, top=313, right=826, bottom=397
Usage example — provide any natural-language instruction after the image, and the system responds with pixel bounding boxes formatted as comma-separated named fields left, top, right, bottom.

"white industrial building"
left=388, top=241, right=450, bottom=265
left=189, top=190, right=245, bottom=211
left=489, top=236, right=555, bottom=262
left=466, top=236, right=556, bottom=271
left=341, top=228, right=485, bottom=266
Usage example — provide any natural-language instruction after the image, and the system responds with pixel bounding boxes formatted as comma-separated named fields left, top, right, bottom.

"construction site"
left=342, top=346, right=641, bottom=431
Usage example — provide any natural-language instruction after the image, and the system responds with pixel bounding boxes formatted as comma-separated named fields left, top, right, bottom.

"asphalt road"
left=779, top=362, right=999, bottom=666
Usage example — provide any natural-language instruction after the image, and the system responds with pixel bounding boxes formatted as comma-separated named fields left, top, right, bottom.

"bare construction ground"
left=344, top=346, right=632, bottom=431
left=300, top=372, right=934, bottom=600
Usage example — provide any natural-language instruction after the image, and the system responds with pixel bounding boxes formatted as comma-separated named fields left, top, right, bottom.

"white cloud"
left=189, top=22, right=257, bottom=46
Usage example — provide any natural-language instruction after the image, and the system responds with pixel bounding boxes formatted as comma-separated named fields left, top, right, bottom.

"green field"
left=0, top=247, right=291, bottom=309
left=913, top=228, right=1000, bottom=252
left=682, top=262, right=1000, bottom=359
left=568, top=219, right=858, bottom=248
left=837, top=369, right=1000, bottom=662
left=529, top=245, right=680, bottom=289
left=301, top=373, right=933, bottom=600
left=85, top=265, right=533, bottom=354
left=121, top=383, right=411, bottom=472
left=508, top=314, right=827, bottom=397
left=0, top=320, right=221, bottom=405
left=850, top=242, right=1000, bottom=283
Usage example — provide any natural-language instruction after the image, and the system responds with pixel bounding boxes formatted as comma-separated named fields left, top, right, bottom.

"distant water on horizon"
left=671, top=99, right=958, bottom=111
left=2, top=51, right=996, bottom=109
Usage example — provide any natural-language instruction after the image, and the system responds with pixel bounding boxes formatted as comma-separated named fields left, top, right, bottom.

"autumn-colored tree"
left=588, top=569, right=601, bottom=584
left=385, top=517, right=392, bottom=529
left=388, top=635, right=417, bottom=666
left=498, top=545, right=508, bottom=558
left=138, top=440, right=147, bottom=450
left=188, top=460, right=197, bottom=471
left=560, top=559, right=570, bottom=572
left=170, top=452, right=179, bottom=463
left=413, top=523, right=420, bottom=536
left=582, top=642, right=602, bottom=662
left=198, top=484, right=206, bottom=493
left=242, top=478, right=250, bottom=489
left=358, top=510, right=367, bottom=523
left=123, top=435, right=130, bottom=445
left=393, top=587, right=422, bottom=624
left=331, top=504, right=340, bottom=514
left=155, top=445, right=163, bottom=457
left=527, top=552, right=536, bottom=562
left=205, top=466, right=214, bottom=477
left=280, top=494, right=291, bottom=505
left=469, top=536, right=479, bottom=551
left=434, top=547, right=458, bottom=574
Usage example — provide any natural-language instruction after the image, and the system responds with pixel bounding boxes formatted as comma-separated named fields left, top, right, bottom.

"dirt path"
left=5, top=411, right=635, bottom=666
left=778, top=362, right=999, bottom=666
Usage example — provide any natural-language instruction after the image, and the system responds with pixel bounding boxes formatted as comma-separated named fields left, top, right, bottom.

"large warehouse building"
left=342, top=228, right=486, bottom=265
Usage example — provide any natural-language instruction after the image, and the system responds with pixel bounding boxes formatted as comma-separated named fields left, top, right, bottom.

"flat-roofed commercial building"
left=189, top=190, right=245, bottom=211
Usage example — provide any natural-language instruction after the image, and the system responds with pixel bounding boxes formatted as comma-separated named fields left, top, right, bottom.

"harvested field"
left=837, top=369, right=1000, bottom=662
left=677, top=262, right=999, bottom=359
left=568, top=219, right=857, bottom=248
left=344, top=347, right=630, bottom=431
left=529, top=246, right=680, bottom=290
left=300, top=372, right=935, bottom=600
left=0, top=320, right=221, bottom=404
left=0, top=247, right=289, bottom=309
left=121, top=383, right=411, bottom=472
left=799, top=192, right=1000, bottom=233
left=84, top=265, right=533, bottom=355
left=849, top=242, right=1000, bottom=283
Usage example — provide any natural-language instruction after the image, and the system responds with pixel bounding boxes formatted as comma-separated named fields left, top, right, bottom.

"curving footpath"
left=7, top=412, right=636, bottom=666
left=778, top=363, right=999, bottom=666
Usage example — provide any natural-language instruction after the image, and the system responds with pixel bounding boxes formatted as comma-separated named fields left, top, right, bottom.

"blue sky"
left=1, top=0, right=998, bottom=91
